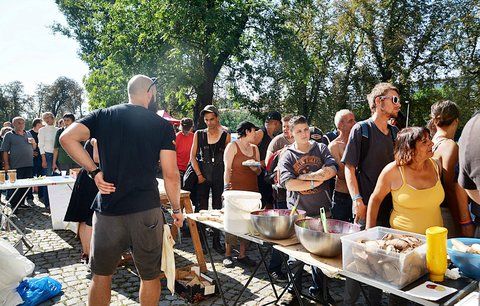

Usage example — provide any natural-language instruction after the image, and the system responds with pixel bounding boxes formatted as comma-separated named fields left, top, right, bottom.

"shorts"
left=90, top=207, right=164, bottom=280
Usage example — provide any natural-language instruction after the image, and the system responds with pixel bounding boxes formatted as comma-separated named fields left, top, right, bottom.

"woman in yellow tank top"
left=366, top=127, right=445, bottom=234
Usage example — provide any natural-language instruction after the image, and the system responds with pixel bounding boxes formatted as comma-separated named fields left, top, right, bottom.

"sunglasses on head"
left=147, top=77, right=159, bottom=93
left=380, top=95, right=400, bottom=105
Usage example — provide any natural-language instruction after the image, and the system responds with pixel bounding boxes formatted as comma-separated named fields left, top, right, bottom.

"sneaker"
left=308, top=287, right=335, bottom=305
left=236, top=255, right=257, bottom=267
left=212, top=243, right=225, bottom=254
left=271, top=271, right=288, bottom=283
left=223, top=256, right=234, bottom=268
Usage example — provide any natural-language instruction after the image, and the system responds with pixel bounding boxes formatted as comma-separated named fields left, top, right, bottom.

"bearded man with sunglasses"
left=60, top=75, right=183, bottom=306
left=341, top=82, right=401, bottom=305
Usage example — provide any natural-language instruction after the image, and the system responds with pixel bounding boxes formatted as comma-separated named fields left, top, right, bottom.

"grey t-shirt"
left=0, top=131, right=34, bottom=168
left=341, top=119, right=396, bottom=224
left=458, top=112, right=480, bottom=191
left=279, top=141, right=338, bottom=216
left=267, top=133, right=293, bottom=154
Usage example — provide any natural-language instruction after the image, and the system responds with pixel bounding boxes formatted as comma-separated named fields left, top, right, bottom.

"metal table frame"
left=187, top=214, right=286, bottom=306
left=273, top=243, right=479, bottom=306
left=1, top=176, right=75, bottom=253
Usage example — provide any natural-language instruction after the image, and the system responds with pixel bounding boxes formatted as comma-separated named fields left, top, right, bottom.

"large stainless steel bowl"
left=251, top=209, right=306, bottom=240
left=295, top=218, right=361, bottom=257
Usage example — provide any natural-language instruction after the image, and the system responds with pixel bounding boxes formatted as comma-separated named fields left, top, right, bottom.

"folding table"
left=0, top=176, right=75, bottom=252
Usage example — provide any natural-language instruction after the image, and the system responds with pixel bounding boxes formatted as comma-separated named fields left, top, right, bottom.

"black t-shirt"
left=258, top=127, right=273, bottom=161
left=79, top=104, right=176, bottom=215
left=29, top=129, right=40, bottom=156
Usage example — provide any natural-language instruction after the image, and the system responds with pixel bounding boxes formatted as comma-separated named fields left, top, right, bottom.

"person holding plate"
left=223, top=121, right=261, bottom=268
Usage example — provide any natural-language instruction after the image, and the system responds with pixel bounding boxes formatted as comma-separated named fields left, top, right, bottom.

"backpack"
left=358, top=121, right=398, bottom=172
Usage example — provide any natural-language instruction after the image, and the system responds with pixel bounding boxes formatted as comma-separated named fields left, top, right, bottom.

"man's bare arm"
left=3, top=151, right=9, bottom=170
left=60, top=123, right=96, bottom=171
left=160, top=149, right=183, bottom=227
left=298, top=165, right=337, bottom=182
left=160, top=150, right=181, bottom=210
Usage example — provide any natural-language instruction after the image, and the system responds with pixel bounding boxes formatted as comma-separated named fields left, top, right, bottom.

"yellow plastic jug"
left=426, top=226, right=448, bottom=282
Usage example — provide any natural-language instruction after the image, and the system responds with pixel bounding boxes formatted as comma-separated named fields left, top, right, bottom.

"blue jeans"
left=288, top=256, right=326, bottom=295
left=39, top=152, right=53, bottom=206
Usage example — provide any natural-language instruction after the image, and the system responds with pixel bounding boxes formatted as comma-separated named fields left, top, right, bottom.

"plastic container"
left=341, top=226, right=427, bottom=289
left=426, top=226, right=448, bottom=282
left=223, top=190, right=262, bottom=234
left=447, top=238, right=480, bottom=280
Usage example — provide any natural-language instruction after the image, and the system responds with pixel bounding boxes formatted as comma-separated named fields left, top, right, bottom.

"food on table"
left=346, top=233, right=425, bottom=287
left=426, top=283, right=446, bottom=291
left=197, top=209, right=224, bottom=223
left=451, top=239, right=480, bottom=255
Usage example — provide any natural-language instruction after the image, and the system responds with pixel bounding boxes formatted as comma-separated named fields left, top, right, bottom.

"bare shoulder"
left=382, top=161, right=401, bottom=178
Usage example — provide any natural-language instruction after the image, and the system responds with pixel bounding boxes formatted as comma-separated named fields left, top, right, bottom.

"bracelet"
left=197, top=173, right=203, bottom=177
left=172, top=208, right=181, bottom=214
left=351, top=194, right=363, bottom=202
left=459, top=219, right=474, bottom=226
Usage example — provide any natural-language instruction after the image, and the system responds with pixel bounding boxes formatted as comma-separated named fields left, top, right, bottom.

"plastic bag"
left=0, top=240, right=35, bottom=290
left=0, top=283, right=23, bottom=306
left=17, top=277, right=62, bottom=306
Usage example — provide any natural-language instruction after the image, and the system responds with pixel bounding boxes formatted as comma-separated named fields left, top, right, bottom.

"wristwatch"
left=88, top=168, right=101, bottom=180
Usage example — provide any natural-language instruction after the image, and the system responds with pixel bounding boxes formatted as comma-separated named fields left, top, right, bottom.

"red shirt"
left=175, top=131, right=194, bottom=172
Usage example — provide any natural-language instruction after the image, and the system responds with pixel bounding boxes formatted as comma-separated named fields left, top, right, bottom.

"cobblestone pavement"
left=1, top=196, right=386, bottom=305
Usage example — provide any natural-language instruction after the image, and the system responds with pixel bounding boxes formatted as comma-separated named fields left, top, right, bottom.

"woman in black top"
left=64, top=138, right=99, bottom=262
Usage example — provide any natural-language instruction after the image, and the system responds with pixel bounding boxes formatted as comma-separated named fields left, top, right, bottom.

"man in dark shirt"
left=53, top=113, right=78, bottom=172
left=1, top=117, right=36, bottom=210
left=341, top=82, right=401, bottom=305
left=27, top=118, right=44, bottom=200
left=255, top=111, right=282, bottom=208
left=60, top=75, right=183, bottom=306
left=458, top=111, right=480, bottom=237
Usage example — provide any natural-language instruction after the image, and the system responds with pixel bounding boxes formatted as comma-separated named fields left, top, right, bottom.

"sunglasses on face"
left=380, top=95, right=400, bottom=105
left=147, top=77, right=159, bottom=93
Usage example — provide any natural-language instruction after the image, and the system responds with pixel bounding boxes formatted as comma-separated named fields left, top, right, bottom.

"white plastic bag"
left=0, top=283, right=23, bottom=306
left=0, top=239, right=35, bottom=291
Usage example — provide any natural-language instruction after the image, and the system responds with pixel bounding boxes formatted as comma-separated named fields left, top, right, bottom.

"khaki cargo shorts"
left=90, top=207, right=164, bottom=280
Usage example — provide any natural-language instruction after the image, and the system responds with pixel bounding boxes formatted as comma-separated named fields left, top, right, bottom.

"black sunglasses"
left=147, top=77, right=159, bottom=93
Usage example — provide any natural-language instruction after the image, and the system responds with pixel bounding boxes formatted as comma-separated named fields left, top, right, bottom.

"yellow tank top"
left=390, top=159, right=445, bottom=234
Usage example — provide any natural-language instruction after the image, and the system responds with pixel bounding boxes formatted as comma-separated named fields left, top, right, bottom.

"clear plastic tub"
left=341, top=227, right=427, bottom=289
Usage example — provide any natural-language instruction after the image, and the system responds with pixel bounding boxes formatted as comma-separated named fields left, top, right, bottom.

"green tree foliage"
left=0, top=81, right=33, bottom=124
left=53, top=0, right=479, bottom=130
left=36, top=77, right=84, bottom=117
left=54, top=0, right=268, bottom=127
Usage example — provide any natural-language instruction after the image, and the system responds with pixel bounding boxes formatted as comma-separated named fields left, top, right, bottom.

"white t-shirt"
left=38, top=125, right=58, bottom=154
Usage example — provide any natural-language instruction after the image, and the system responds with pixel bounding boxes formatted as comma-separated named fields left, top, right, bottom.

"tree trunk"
left=193, top=59, right=216, bottom=129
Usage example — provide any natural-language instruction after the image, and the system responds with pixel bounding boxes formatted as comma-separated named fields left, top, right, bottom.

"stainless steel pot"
left=295, top=218, right=361, bottom=257
left=251, top=209, right=306, bottom=240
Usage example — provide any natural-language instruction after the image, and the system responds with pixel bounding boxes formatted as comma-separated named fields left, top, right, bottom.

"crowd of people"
left=1, top=75, right=479, bottom=305
left=176, top=82, right=480, bottom=304
left=0, top=113, right=79, bottom=211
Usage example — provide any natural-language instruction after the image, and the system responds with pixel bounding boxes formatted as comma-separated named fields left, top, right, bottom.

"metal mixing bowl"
left=251, top=209, right=306, bottom=240
left=295, top=218, right=361, bottom=257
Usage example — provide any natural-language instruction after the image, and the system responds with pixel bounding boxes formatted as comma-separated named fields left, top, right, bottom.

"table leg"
left=199, top=225, right=227, bottom=306
left=233, top=245, right=269, bottom=305
left=281, top=252, right=305, bottom=306
left=257, top=244, right=279, bottom=300
left=181, top=196, right=207, bottom=272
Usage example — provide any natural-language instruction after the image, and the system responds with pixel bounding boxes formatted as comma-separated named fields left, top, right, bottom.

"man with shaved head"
left=60, top=74, right=183, bottom=305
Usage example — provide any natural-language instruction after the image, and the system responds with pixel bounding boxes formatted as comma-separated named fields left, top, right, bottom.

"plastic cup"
left=7, top=170, right=17, bottom=183
left=61, top=170, right=67, bottom=177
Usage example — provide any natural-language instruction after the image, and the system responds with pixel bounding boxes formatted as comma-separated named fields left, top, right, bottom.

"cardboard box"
left=175, top=266, right=217, bottom=303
